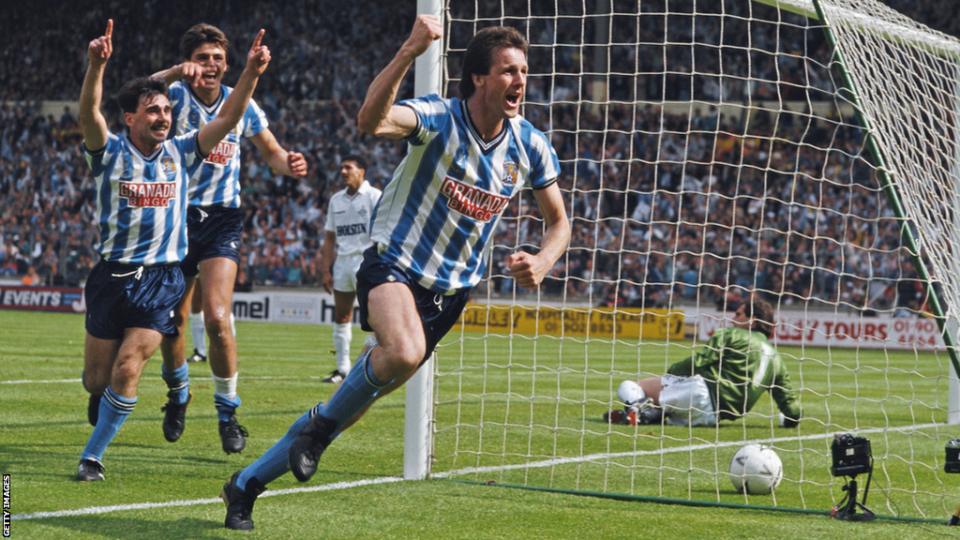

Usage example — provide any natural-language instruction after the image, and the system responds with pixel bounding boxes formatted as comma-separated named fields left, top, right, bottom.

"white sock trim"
left=333, top=323, right=352, bottom=373
left=212, top=373, right=238, bottom=399
left=190, top=312, right=206, bottom=356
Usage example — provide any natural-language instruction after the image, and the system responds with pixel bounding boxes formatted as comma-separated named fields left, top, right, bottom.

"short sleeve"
left=521, top=123, right=560, bottom=190
left=242, top=98, right=269, bottom=139
left=396, top=94, right=449, bottom=146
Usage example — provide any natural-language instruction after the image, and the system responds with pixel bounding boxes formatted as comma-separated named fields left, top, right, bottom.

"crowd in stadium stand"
left=0, top=96, right=928, bottom=316
left=0, top=0, right=948, bottom=316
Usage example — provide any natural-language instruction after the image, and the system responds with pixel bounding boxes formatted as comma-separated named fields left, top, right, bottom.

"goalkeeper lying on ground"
left=610, top=295, right=801, bottom=427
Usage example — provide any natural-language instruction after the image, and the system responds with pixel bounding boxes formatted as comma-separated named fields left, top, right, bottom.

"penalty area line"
left=13, top=476, right=404, bottom=521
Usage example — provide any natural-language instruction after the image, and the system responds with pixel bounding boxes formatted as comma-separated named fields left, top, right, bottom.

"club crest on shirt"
left=205, top=141, right=238, bottom=166
left=161, top=156, right=177, bottom=176
left=502, top=161, right=518, bottom=185
left=119, top=181, right=177, bottom=208
left=440, top=177, right=509, bottom=223
left=120, top=154, right=134, bottom=180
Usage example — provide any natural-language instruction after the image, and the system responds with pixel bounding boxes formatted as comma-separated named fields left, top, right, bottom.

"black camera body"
left=945, top=438, right=960, bottom=474
left=831, top=434, right=872, bottom=477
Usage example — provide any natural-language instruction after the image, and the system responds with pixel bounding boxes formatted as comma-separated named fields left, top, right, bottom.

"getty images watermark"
left=3, top=474, right=9, bottom=537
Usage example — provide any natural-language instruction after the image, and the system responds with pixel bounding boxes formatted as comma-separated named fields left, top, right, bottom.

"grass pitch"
left=2, top=309, right=956, bottom=539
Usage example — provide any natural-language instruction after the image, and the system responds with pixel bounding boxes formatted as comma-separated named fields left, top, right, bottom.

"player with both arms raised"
left=218, top=15, right=571, bottom=530
left=76, top=20, right=272, bottom=481
left=150, top=24, right=308, bottom=455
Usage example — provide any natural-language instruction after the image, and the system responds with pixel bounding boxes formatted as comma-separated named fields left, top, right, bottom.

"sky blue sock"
left=214, top=393, right=242, bottom=422
left=161, top=363, right=190, bottom=405
left=236, top=403, right=322, bottom=491
left=318, top=349, right=392, bottom=430
left=81, top=387, right=135, bottom=462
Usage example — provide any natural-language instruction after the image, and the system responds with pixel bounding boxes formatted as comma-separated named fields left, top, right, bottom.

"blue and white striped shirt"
left=168, top=81, right=268, bottom=208
left=371, top=94, right=559, bottom=293
left=84, top=132, right=203, bottom=265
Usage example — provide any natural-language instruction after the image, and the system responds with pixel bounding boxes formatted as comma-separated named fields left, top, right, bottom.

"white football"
left=729, top=444, right=783, bottom=495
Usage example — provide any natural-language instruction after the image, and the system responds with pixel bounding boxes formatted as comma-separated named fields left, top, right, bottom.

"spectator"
left=234, top=269, right=254, bottom=292
left=0, top=258, right=18, bottom=277
left=21, top=265, right=41, bottom=286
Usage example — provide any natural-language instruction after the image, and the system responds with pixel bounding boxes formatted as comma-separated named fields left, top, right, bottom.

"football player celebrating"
left=77, top=20, right=271, bottom=481
left=219, top=15, right=570, bottom=530
left=151, top=24, right=308, bottom=454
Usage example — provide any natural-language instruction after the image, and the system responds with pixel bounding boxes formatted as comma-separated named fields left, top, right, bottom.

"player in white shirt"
left=221, top=18, right=570, bottom=530
left=319, top=155, right=382, bottom=383
left=152, top=24, right=308, bottom=454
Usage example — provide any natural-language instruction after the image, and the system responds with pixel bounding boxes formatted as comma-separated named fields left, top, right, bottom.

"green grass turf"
left=3, top=309, right=959, bottom=539
left=432, top=328, right=960, bottom=518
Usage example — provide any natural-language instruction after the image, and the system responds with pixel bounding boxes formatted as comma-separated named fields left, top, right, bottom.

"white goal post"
left=404, top=0, right=444, bottom=481
left=404, top=0, right=960, bottom=520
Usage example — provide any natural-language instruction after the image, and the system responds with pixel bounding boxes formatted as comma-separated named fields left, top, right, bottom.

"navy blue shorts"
left=180, top=206, right=243, bottom=277
left=84, top=261, right=185, bottom=340
left=356, top=247, right=470, bottom=364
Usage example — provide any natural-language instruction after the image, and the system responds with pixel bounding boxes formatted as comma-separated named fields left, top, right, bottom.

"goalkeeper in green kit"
left=610, top=296, right=801, bottom=427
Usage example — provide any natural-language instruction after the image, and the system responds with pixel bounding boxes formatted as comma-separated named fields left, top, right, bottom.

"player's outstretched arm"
left=250, top=129, right=307, bottom=178
left=773, top=364, right=801, bottom=427
left=152, top=61, right=204, bottom=87
left=357, top=14, right=442, bottom=139
left=506, top=183, right=571, bottom=289
left=198, top=29, right=270, bottom=156
left=79, top=19, right=113, bottom=152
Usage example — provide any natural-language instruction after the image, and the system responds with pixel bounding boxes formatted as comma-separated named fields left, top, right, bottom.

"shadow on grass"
left=39, top=516, right=230, bottom=540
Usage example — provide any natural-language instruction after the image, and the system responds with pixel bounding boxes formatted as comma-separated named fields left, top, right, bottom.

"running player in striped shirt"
left=220, top=16, right=570, bottom=530
left=76, top=20, right=272, bottom=482
left=151, top=24, right=308, bottom=454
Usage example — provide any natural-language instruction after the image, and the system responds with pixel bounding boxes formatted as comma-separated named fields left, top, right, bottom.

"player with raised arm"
left=152, top=24, right=308, bottom=454
left=608, top=296, right=801, bottom=428
left=76, top=20, right=271, bottom=482
left=319, top=155, right=382, bottom=384
left=218, top=16, right=571, bottom=530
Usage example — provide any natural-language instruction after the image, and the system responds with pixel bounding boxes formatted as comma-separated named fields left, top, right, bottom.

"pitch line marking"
left=14, top=422, right=945, bottom=520
left=432, top=423, right=945, bottom=477
left=13, top=476, right=405, bottom=520
left=1, top=376, right=322, bottom=385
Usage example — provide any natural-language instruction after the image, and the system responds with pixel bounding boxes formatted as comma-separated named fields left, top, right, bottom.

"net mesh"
left=429, top=0, right=960, bottom=518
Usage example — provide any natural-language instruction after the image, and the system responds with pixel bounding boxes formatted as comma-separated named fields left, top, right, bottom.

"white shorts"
left=333, top=253, right=364, bottom=292
left=659, top=374, right=718, bottom=427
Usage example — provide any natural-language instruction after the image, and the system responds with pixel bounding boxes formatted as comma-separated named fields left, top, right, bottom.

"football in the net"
left=729, top=444, right=783, bottom=494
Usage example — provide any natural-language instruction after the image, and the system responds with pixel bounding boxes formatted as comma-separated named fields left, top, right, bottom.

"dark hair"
left=458, top=26, right=529, bottom=99
left=180, top=23, right=229, bottom=60
left=342, top=154, right=368, bottom=171
left=117, top=77, right=169, bottom=114
left=745, top=296, right=776, bottom=337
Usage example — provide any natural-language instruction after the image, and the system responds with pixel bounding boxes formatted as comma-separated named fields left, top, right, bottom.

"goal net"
left=422, top=0, right=960, bottom=520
